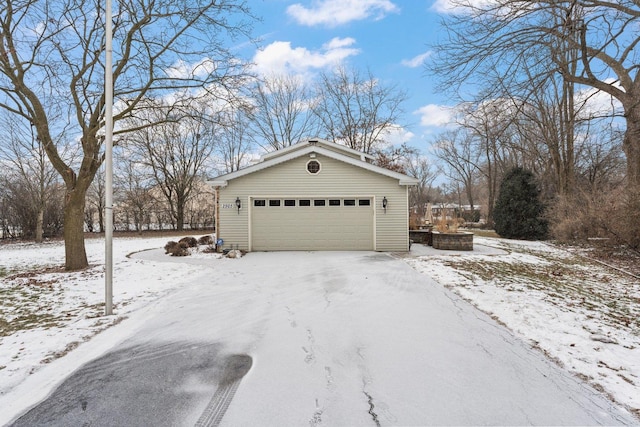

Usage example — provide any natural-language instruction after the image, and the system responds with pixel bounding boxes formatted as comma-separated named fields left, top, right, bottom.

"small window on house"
left=284, top=199, right=296, bottom=207
left=299, top=199, right=311, bottom=206
left=269, top=200, right=281, bottom=207
left=254, top=199, right=266, bottom=207
left=358, top=199, right=371, bottom=206
left=329, top=199, right=341, bottom=206
left=314, top=199, right=326, bottom=206
left=306, top=160, right=321, bottom=174
left=344, top=199, right=356, bottom=206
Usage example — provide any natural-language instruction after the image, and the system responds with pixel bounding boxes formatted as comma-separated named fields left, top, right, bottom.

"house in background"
left=208, top=139, right=418, bottom=252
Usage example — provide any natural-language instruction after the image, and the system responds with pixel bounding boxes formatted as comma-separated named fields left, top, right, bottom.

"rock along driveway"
left=11, top=250, right=636, bottom=426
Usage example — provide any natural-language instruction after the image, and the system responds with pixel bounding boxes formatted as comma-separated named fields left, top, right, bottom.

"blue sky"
left=237, top=0, right=456, bottom=151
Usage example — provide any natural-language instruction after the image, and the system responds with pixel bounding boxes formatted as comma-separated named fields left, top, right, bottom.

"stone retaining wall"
left=409, top=230, right=433, bottom=245
left=431, top=231, right=473, bottom=251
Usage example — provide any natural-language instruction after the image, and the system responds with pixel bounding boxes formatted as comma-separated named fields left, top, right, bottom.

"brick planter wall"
left=431, top=231, right=473, bottom=251
left=409, top=230, right=433, bottom=245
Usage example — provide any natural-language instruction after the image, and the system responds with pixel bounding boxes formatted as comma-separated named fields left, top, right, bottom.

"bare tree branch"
left=0, top=0, right=255, bottom=269
left=313, top=66, right=407, bottom=154
left=430, top=0, right=640, bottom=187
left=249, top=74, right=319, bottom=151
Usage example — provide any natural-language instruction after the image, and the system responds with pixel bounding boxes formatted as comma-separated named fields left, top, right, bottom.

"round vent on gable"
left=306, top=160, right=321, bottom=174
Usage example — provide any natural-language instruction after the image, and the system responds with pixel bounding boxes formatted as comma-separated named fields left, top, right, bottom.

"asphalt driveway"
left=11, top=250, right=636, bottom=426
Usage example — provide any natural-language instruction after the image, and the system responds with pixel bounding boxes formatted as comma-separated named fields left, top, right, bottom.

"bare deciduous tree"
left=313, top=67, right=407, bottom=154
left=373, top=143, right=418, bottom=173
left=511, top=79, right=586, bottom=197
left=85, top=167, right=106, bottom=233
left=112, top=159, right=157, bottom=233
left=0, top=0, right=254, bottom=269
left=0, top=115, right=61, bottom=242
left=217, top=108, right=253, bottom=173
left=433, top=128, right=480, bottom=217
left=577, top=127, right=626, bottom=194
left=0, top=172, right=64, bottom=240
left=456, top=100, right=522, bottom=225
left=432, top=0, right=640, bottom=189
left=124, top=102, right=217, bottom=231
left=404, top=151, right=438, bottom=220
left=249, top=74, right=319, bottom=151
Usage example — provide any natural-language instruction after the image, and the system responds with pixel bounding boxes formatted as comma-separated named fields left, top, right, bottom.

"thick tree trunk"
left=63, top=188, right=88, bottom=270
left=465, top=184, right=475, bottom=216
left=484, top=142, right=496, bottom=228
left=35, top=208, right=44, bottom=244
left=98, top=206, right=104, bottom=233
left=176, top=212, right=184, bottom=231
left=176, top=194, right=185, bottom=231
left=624, top=108, right=640, bottom=188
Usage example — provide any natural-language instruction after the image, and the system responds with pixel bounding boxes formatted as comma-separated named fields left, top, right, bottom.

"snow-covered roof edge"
left=260, top=138, right=376, bottom=163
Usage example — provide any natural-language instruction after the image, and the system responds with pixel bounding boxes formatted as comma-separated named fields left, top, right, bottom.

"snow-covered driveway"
left=10, top=250, right=635, bottom=425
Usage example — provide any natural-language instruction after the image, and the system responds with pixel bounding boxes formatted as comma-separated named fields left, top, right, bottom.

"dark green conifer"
left=494, top=167, right=548, bottom=240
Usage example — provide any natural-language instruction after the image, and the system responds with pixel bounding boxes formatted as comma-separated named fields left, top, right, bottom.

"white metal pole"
left=104, top=0, right=114, bottom=316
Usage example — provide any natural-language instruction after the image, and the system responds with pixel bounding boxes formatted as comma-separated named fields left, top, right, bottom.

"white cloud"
left=378, top=124, right=415, bottom=146
left=323, top=37, right=356, bottom=50
left=252, top=37, right=360, bottom=77
left=575, top=79, right=623, bottom=120
left=401, top=51, right=432, bottom=68
left=431, top=0, right=503, bottom=14
left=287, top=0, right=399, bottom=27
left=165, top=58, right=215, bottom=79
left=414, top=104, right=454, bottom=127
left=431, top=0, right=533, bottom=17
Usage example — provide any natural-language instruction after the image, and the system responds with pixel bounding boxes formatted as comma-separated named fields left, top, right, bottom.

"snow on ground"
left=1, top=234, right=639, bottom=423
left=406, top=236, right=640, bottom=418
left=0, top=235, right=216, bottom=401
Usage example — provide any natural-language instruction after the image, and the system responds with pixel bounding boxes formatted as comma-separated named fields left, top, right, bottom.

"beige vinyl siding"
left=373, top=187, right=410, bottom=251
left=217, top=153, right=410, bottom=251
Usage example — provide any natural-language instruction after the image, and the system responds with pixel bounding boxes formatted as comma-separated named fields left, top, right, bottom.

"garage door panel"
left=251, top=199, right=373, bottom=251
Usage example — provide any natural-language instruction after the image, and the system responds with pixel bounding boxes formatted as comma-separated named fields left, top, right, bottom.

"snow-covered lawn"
left=0, top=236, right=216, bottom=402
left=1, top=234, right=639, bottom=423
left=406, top=236, right=640, bottom=418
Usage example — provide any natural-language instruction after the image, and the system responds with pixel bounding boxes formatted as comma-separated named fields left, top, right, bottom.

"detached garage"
left=208, top=139, right=418, bottom=252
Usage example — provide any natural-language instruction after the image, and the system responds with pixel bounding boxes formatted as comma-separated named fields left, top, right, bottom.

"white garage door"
left=251, top=197, right=374, bottom=251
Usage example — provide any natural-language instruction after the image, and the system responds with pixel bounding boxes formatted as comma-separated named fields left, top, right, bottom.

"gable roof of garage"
left=208, top=138, right=418, bottom=187
left=260, top=138, right=376, bottom=162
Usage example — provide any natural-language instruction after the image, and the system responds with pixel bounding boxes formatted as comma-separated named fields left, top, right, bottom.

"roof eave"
left=208, top=145, right=419, bottom=186
left=399, top=178, right=419, bottom=186
left=260, top=138, right=376, bottom=162
left=207, top=179, right=228, bottom=187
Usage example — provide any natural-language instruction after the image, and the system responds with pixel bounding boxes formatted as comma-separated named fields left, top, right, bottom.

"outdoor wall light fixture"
left=382, top=196, right=388, bottom=213
left=235, top=197, right=241, bottom=214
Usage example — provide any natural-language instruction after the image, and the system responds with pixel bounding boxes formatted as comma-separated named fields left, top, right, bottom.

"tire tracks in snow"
left=194, top=354, right=252, bottom=427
